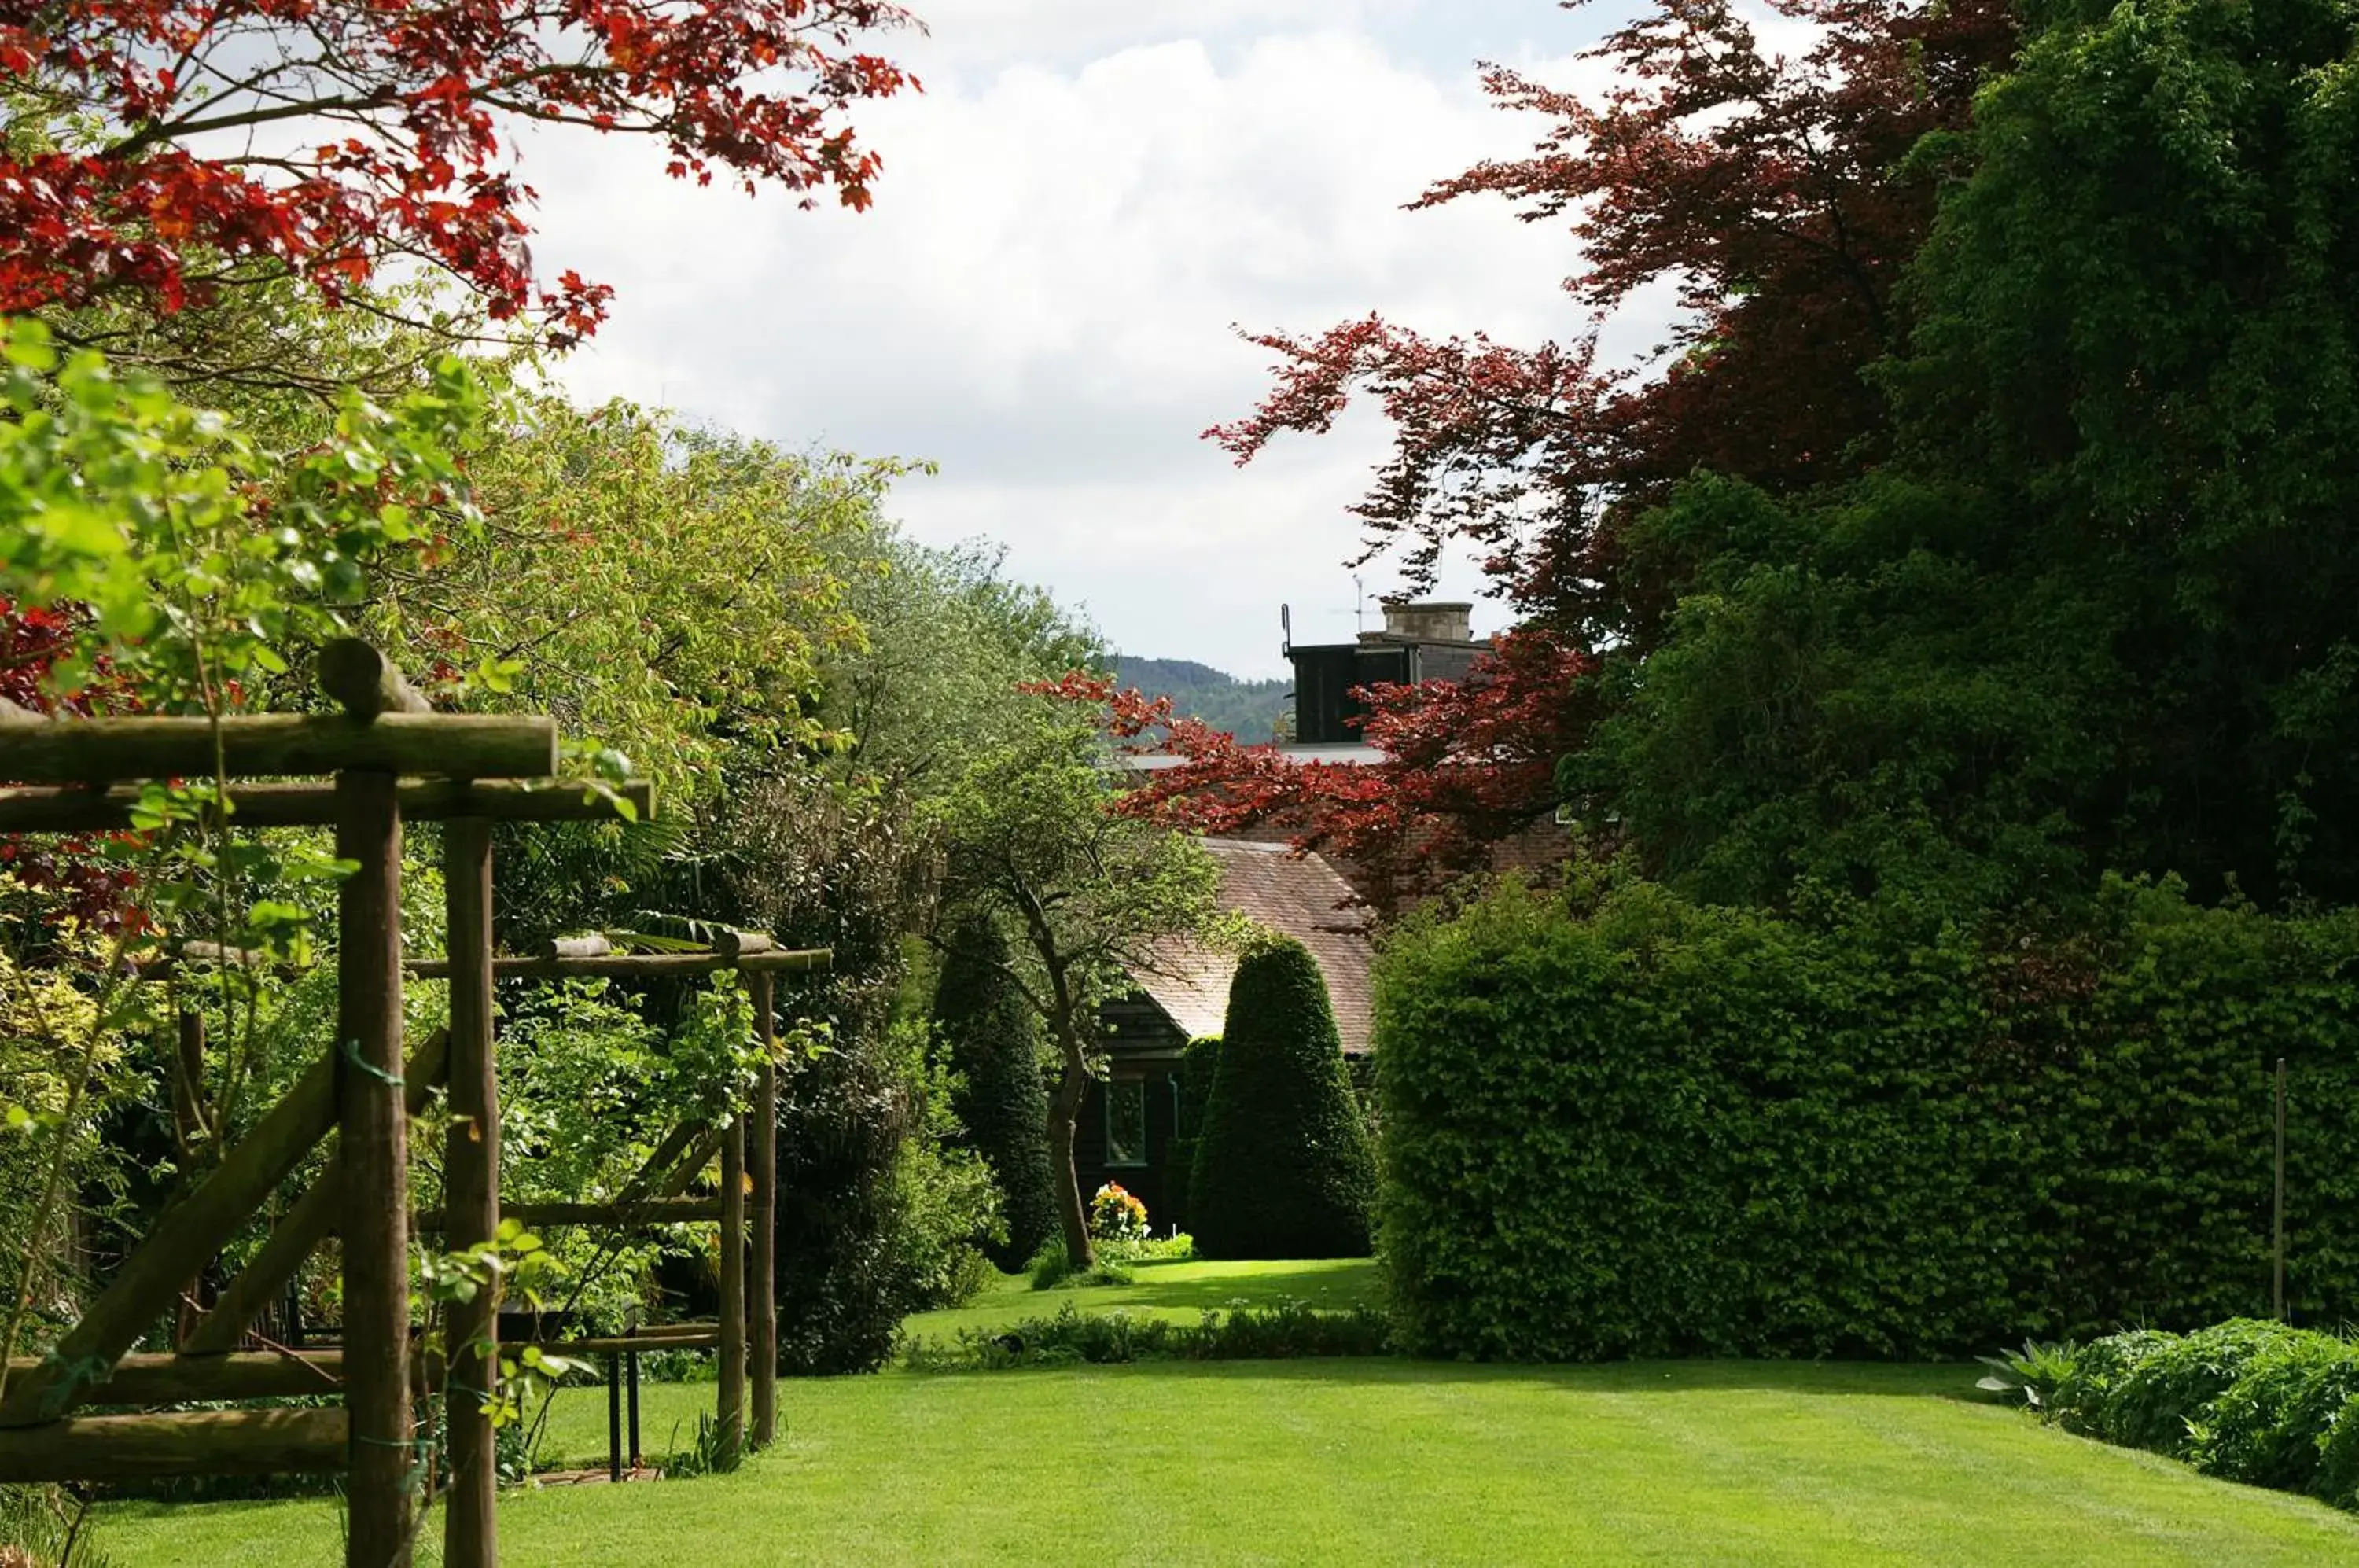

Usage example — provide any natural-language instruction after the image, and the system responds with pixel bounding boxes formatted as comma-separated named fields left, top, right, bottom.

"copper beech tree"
left=0, top=0, right=921, bottom=342
left=1119, top=0, right=2015, bottom=896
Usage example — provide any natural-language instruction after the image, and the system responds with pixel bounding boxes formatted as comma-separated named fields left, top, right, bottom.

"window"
left=1105, top=1079, right=1148, bottom=1167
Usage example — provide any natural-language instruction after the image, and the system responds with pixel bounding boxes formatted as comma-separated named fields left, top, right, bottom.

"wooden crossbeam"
left=504, top=1327, right=720, bottom=1356
left=0, top=1044, right=346, bottom=1426
left=412, top=1198, right=723, bottom=1231
left=180, top=1029, right=450, bottom=1356
left=658, top=1130, right=725, bottom=1198
left=6, top=1351, right=344, bottom=1406
left=0, top=712, right=556, bottom=784
left=404, top=947, right=831, bottom=980
left=0, top=778, right=653, bottom=834
left=0, top=1408, right=348, bottom=1482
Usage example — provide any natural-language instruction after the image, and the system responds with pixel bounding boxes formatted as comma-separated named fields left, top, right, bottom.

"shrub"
left=900, top=1299, right=1392, bottom=1371
left=1167, top=1033, right=1220, bottom=1228
left=2027, top=1320, right=2359, bottom=1509
left=1025, top=1238, right=1131, bottom=1292
left=1089, top=1181, right=1150, bottom=1243
left=1378, top=874, right=2359, bottom=1360
left=1191, top=939, right=1377, bottom=1260
left=933, top=913, right=1060, bottom=1271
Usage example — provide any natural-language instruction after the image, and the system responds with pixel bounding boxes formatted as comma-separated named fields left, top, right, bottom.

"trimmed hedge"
left=1191, top=939, right=1377, bottom=1259
left=933, top=913, right=1059, bottom=1271
left=1377, top=876, right=2359, bottom=1360
left=1167, top=1032, right=1220, bottom=1230
left=900, top=1299, right=1391, bottom=1371
left=2017, top=1320, right=2359, bottom=1509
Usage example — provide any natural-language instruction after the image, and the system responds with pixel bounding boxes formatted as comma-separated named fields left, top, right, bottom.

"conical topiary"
left=1168, top=1032, right=1221, bottom=1232
left=1189, top=937, right=1376, bottom=1259
left=933, top=912, right=1058, bottom=1270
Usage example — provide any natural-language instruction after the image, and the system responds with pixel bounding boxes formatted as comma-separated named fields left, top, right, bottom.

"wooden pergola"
left=0, top=642, right=826, bottom=1568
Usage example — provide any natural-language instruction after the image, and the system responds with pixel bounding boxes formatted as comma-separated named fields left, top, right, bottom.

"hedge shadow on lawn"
left=1089, top=1257, right=1377, bottom=1313
left=994, top=1356, right=1978, bottom=1399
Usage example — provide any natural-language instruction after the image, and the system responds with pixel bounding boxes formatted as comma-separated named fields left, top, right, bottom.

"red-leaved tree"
left=1113, top=0, right=2016, bottom=891
left=1037, top=628, right=1594, bottom=911
left=0, top=0, right=921, bottom=342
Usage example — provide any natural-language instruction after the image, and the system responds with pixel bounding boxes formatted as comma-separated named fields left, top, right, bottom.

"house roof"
left=1130, top=837, right=1375, bottom=1055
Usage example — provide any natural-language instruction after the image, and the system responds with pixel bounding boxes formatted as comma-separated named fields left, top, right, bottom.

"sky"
left=527, top=1, right=1663, bottom=679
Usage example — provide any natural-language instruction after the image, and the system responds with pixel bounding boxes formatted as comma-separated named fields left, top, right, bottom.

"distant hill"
left=1114, top=657, right=1290, bottom=743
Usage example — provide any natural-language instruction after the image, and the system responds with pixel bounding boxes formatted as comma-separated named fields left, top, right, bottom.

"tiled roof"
left=1128, top=838, right=1375, bottom=1055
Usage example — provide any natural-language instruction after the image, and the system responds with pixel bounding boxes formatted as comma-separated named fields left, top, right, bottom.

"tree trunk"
left=1047, top=1025, right=1096, bottom=1271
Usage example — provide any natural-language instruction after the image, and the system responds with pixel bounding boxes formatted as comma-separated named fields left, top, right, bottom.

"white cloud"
left=522, top=4, right=1640, bottom=677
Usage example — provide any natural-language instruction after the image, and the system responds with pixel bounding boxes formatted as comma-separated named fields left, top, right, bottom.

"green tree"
left=940, top=718, right=1234, bottom=1269
left=931, top=913, right=1058, bottom=1270
left=1191, top=937, right=1375, bottom=1261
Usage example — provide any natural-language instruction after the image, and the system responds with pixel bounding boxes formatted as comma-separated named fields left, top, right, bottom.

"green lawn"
left=99, top=1356, right=2359, bottom=1564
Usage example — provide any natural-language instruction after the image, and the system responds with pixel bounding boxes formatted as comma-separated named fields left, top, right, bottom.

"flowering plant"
left=1089, top=1182, right=1150, bottom=1243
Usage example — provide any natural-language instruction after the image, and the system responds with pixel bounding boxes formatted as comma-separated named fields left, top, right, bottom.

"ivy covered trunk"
left=1047, top=1030, right=1096, bottom=1272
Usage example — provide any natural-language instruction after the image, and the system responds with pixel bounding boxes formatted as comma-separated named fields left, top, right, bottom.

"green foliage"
left=823, top=536, right=1105, bottom=793
left=1376, top=874, right=2359, bottom=1360
left=1168, top=1033, right=1220, bottom=1229
left=932, top=914, right=1058, bottom=1270
left=1, top=318, right=484, bottom=704
left=1568, top=0, right=2359, bottom=912
left=939, top=712, right=1235, bottom=1268
left=1974, top=1339, right=2080, bottom=1411
left=378, top=396, right=893, bottom=808
left=882, top=1016, right=1003, bottom=1312
left=900, top=1298, right=1392, bottom=1371
left=1099, top=1231, right=1194, bottom=1266
left=1191, top=939, right=1376, bottom=1261
left=0, top=1482, right=116, bottom=1567
left=2030, top=1320, right=2359, bottom=1510
left=1025, top=1239, right=1129, bottom=1292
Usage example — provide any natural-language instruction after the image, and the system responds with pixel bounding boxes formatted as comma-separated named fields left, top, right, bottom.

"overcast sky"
left=528, top=1, right=1658, bottom=679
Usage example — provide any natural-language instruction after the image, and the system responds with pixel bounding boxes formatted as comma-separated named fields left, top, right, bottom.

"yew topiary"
left=1191, top=937, right=1375, bottom=1259
left=933, top=912, right=1059, bottom=1270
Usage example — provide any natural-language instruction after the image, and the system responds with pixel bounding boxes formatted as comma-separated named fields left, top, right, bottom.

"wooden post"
left=749, top=972, right=778, bottom=1449
left=337, top=770, right=412, bottom=1568
left=2275, top=1055, right=2288, bottom=1323
left=172, top=1006, right=208, bottom=1349
left=0, top=1408, right=350, bottom=1482
left=0, top=1049, right=342, bottom=1426
left=443, top=819, right=499, bottom=1568
left=181, top=1030, right=449, bottom=1356
left=718, top=1113, right=746, bottom=1467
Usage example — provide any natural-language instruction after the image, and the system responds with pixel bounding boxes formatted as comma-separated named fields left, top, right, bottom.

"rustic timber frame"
left=402, top=928, right=826, bottom=1487
left=0, top=642, right=825, bottom=1568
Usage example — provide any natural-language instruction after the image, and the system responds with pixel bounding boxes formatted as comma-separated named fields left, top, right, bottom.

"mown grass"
left=101, top=1356, right=2359, bottom=1564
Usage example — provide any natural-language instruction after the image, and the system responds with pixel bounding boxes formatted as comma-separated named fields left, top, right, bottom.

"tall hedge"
left=1377, top=876, right=2359, bottom=1360
left=1166, top=1033, right=1221, bottom=1231
left=933, top=913, right=1058, bottom=1270
left=1191, top=939, right=1376, bottom=1259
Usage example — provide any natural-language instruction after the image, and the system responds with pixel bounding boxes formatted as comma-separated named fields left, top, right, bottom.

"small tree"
left=940, top=716, right=1234, bottom=1269
left=1191, top=937, right=1376, bottom=1260
left=932, top=912, right=1059, bottom=1270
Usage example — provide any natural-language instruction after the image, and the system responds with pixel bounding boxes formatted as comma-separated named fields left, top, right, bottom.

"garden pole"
left=719, top=1113, right=747, bottom=1467
left=2274, top=1055, right=2287, bottom=1323
left=443, top=817, right=499, bottom=1567
left=749, top=971, right=778, bottom=1448
left=337, top=768, right=413, bottom=1568
left=172, top=1006, right=207, bottom=1348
